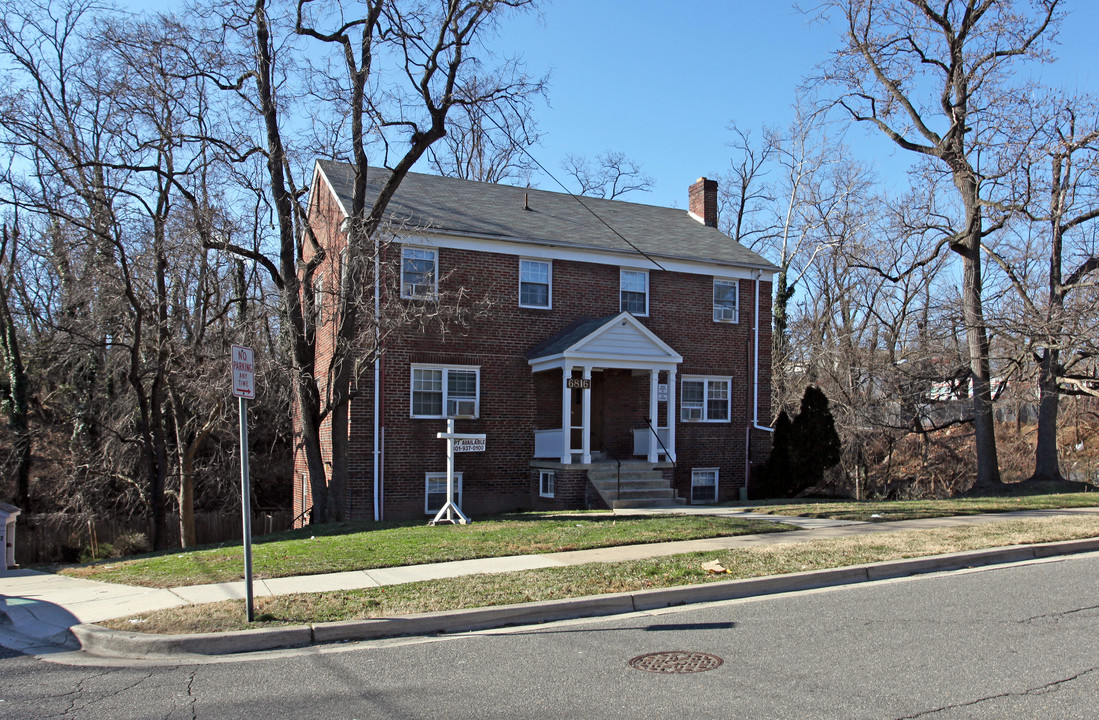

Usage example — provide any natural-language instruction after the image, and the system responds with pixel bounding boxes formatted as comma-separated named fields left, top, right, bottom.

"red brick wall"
left=293, top=174, right=349, bottom=524
left=295, top=180, right=776, bottom=522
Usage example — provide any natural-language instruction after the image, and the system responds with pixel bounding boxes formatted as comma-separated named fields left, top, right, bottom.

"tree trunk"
left=960, top=239, right=1002, bottom=489
left=1031, top=348, right=1064, bottom=482
left=254, top=0, right=329, bottom=522
left=0, top=258, right=31, bottom=511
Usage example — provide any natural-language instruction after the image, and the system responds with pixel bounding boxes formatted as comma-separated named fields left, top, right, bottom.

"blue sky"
left=482, top=0, right=1099, bottom=209
left=114, top=0, right=1098, bottom=210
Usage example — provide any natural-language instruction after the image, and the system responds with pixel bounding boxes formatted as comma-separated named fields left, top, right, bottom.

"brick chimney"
left=689, top=177, right=719, bottom=228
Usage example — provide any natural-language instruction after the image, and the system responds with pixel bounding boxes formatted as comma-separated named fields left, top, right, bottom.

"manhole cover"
left=627, top=651, right=724, bottom=674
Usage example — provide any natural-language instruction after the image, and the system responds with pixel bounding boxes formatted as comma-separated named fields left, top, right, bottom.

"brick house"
left=294, top=160, right=776, bottom=523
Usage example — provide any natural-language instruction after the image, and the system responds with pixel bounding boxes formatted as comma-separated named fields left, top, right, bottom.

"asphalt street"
left=2, top=551, right=1097, bottom=719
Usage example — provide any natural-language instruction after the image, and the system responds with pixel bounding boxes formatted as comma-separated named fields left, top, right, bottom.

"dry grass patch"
left=742, top=492, right=1099, bottom=522
left=102, top=515, right=1099, bottom=635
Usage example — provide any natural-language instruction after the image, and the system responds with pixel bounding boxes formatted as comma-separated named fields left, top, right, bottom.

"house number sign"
left=567, top=378, right=591, bottom=390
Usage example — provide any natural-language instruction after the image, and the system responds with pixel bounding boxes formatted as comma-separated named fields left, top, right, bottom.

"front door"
left=569, top=372, right=604, bottom=456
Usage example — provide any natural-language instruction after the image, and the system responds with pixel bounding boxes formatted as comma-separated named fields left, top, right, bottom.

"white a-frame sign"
left=430, top=419, right=485, bottom=525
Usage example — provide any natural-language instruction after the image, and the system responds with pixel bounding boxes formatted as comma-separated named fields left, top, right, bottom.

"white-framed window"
left=713, top=279, right=739, bottom=323
left=425, top=472, right=463, bottom=514
left=410, top=365, right=480, bottom=418
left=539, top=469, right=556, bottom=498
left=691, top=468, right=719, bottom=503
left=620, top=269, right=649, bottom=316
left=313, top=275, right=325, bottom=326
left=519, top=259, right=552, bottom=309
left=681, top=376, right=731, bottom=422
left=401, top=246, right=437, bottom=299
left=340, top=248, right=351, bottom=294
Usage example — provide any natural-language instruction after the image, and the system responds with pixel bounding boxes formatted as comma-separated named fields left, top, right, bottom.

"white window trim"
left=713, top=278, right=739, bottom=323
left=539, top=469, right=556, bottom=498
left=519, top=258, right=552, bottom=309
left=401, top=245, right=438, bottom=299
left=681, top=376, right=732, bottom=423
left=410, top=364, right=481, bottom=419
left=425, top=472, right=463, bottom=514
left=691, top=468, right=719, bottom=503
left=620, top=268, right=649, bottom=317
left=313, top=275, right=325, bottom=326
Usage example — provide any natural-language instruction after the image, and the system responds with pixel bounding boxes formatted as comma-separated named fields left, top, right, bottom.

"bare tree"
left=0, top=1, right=280, bottom=546
left=561, top=150, right=653, bottom=199
left=195, top=0, right=540, bottom=523
left=428, top=75, right=545, bottom=184
left=814, top=0, right=1063, bottom=489
left=724, top=103, right=873, bottom=416
left=720, top=124, right=779, bottom=247
left=982, top=98, right=1099, bottom=483
left=0, top=222, right=31, bottom=510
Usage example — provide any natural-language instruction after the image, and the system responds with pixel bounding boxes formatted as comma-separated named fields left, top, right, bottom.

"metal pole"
left=445, top=418, right=455, bottom=523
left=239, top=395, right=254, bottom=622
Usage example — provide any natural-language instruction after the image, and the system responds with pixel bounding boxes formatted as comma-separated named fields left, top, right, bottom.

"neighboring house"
left=294, top=160, right=777, bottom=523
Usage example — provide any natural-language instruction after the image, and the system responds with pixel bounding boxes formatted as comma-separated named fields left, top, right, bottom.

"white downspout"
left=373, top=249, right=382, bottom=522
left=753, top=270, right=774, bottom=434
left=745, top=270, right=774, bottom=498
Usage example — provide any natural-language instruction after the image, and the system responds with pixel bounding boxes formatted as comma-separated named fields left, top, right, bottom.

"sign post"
left=431, top=419, right=485, bottom=525
left=231, top=344, right=256, bottom=622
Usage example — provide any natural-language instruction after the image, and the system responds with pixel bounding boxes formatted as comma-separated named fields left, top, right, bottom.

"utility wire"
left=483, top=113, right=667, bottom=272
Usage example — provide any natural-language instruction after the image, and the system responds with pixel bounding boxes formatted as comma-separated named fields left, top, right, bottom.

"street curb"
left=70, top=623, right=315, bottom=657
left=67, top=537, right=1099, bottom=658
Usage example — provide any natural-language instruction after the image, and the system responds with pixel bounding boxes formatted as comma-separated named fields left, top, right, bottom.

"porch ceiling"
left=527, top=311, right=683, bottom=373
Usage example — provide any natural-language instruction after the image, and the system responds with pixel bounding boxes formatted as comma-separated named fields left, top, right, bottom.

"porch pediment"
left=527, top=312, right=683, bottom=372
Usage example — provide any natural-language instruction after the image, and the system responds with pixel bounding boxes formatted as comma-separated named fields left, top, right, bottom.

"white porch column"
left=666, top=367, right=677, bottom=462
left=561, top=364, right=573, bottom=464
left=581, top=366, right=592, bottom=464
left=648, top=369, right=659, bottom=463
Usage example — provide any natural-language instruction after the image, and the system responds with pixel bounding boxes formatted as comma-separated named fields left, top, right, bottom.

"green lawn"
left=60, top=512, right=790, bottom=588
left=103, top=514, right=1099, bottom=634
left=60, top=491, right=1099, bottom=590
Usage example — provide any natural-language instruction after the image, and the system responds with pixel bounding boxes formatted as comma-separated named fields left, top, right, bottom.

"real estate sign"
left=453, top=437, right=487, bottom=453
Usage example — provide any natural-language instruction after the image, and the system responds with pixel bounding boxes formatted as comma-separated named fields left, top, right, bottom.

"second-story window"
left=401, top=246, right=437, bottom=299
left=313, top=275, right=325, bottom=326
left=519, top=259, right=551, bottom=308
left=620, top=269, right=648, bottom=316
left=713, top=279, right=739, bottom=322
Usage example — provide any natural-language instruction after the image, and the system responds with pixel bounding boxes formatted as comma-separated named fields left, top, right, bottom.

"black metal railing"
left=643, top=416, right=676, bottom=470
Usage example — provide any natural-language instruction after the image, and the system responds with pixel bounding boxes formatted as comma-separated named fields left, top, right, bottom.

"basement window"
left=691, top=468, right=718, bottom=503
left=425, top=472, right=463, bottom=514
left=539, top=469, right=556, bottom=498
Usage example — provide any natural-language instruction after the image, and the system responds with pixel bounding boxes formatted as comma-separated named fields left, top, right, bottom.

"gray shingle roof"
left=316, top=160, right=776, bottom=271
left=525, top=314, right=619, bottom=360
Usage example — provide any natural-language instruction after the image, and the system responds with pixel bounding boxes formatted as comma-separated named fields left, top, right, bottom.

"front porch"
left=527, top=312, right=682, bottom=465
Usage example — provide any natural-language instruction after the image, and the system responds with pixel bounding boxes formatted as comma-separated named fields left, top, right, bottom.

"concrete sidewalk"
left=3, top=507, right=1098, bottom=658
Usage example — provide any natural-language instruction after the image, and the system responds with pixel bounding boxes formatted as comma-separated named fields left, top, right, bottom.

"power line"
left=482, top=113, right=667, bottom=272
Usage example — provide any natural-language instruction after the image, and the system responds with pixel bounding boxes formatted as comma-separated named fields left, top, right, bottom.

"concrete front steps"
left=587, top=461, right=681, bottom=509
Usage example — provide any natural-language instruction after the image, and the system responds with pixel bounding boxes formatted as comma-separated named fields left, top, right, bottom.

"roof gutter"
left=397, top=228, right=782, bottom=275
